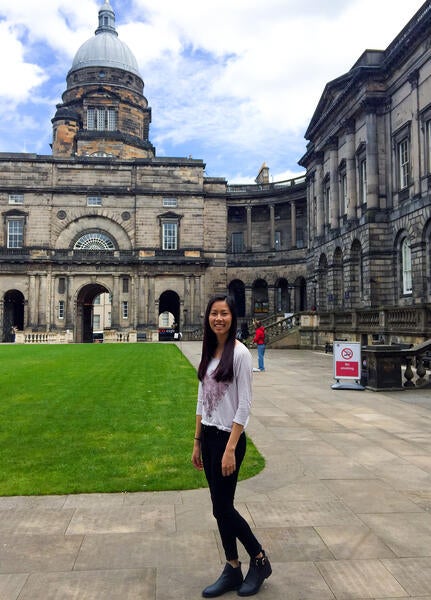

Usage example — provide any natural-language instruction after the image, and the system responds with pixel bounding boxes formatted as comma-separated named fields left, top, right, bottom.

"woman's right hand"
left=191, top=442, right=203, bottom=470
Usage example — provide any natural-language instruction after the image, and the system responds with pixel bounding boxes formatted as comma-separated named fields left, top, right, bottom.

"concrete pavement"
left=2, top=343, right=431, bottom=599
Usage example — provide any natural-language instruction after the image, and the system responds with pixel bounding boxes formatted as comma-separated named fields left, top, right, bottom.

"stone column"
left=329, top=137, right=339, bottom=229
left=147, top=277, right=156, bottom=326
left=409, top=70, right=420, bottom=196
left=194, top=275, right=202, bottom=324
left=269, top=204, right=275, bottom=249
left=184, top=276, right=191, bottom=325
left=345, top=119, right=357, bottom=219
left=245, top=285, right=253, bottom=317
left=315, top=154, right=324, bottom=236
left=66, top=275, right=74, bottom=329
left=364, top=101, right=379, bottom=209
left=29, top=274, right=37, bottom=327
left=290, top=200, right=297, bottom=248
left=131, top=274, right=138, bottom=329
left=246, top=206, right=252, bottom=251
left=111, top=275, right=120, bottom=328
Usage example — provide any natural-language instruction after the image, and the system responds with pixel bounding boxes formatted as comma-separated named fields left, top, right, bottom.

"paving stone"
left=0, top=574, right=28, bottom=599
left=17, top=569, right=155, bottom=600
left=74, top=531, right=215, bottom=571
left=0, top=534, right=83, bottom=573
left=246, top=499, right=361, bottom=528
left=359, top=512, right=431, bottom=557
left=66, top=504, right=175, bottom=535
left=382, top=557, right=431, bottom=596
left=315, top=524, right=396, bottom=559
left=323, top=479, right=422, bottom=513
left=0, top=509, right=74, bottom=535
left=316, top=559, right=407, bottom=598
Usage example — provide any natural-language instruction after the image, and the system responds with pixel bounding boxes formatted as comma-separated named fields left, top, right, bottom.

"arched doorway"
left=252, top=279, right=268, bottom=316
left=3, top=290, right=24, bottom=342
left=76, top=283, right=110, bottom=343
left=159, top=290, right=180, bottom=339
left=274, top=278, right=289, bottom=313
left=228, top=279, right=246, bottom=317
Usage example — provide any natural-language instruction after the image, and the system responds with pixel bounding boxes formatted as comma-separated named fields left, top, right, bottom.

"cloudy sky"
left=0, top=0, right=426, bottom=182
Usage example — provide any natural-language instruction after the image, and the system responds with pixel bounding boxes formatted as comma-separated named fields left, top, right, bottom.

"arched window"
left=74, top=232, right=115, bottom=250
left=401, top=237, right=412, bottom=294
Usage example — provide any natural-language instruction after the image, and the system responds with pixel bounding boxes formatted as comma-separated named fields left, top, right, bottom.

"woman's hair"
left=198, top=294, right=237, bottom=382
left=254, top=320, right=262, bottom=327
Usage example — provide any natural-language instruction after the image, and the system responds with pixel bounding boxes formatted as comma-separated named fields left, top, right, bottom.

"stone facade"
left=3, top=2, right=431, bottom=345
left=299, top=2, right=431, bottom=345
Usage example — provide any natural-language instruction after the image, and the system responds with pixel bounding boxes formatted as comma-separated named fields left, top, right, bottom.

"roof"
left=69, top=0, right=141, bottom=77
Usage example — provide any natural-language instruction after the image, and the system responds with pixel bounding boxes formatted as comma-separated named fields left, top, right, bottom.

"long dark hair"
left=198, top=294, right=238, bottom=382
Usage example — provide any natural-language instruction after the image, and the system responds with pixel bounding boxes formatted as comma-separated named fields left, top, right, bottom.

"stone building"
left=299, top=0, right=431, bottom=346
left=0, top=1, right=306, bottom=343
left=3, top=1, right=431, bottom=346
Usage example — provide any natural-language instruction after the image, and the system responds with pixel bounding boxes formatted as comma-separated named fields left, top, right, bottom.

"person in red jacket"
left=253, top=321, right=266, bottom=371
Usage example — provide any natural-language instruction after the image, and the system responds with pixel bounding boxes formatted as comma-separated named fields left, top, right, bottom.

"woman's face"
left=209, top=300, right=232, bottom=339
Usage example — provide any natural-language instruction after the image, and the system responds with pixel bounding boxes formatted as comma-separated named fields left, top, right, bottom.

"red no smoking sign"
left=334, top=342, right=361, bottom=380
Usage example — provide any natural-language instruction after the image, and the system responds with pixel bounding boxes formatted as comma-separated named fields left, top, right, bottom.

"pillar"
left=246, top=206, right=252, bottom=251
left=290, top=200, right=297, bottom=247
left=329, top=137, right=339, bottom=229
left=364, top=102, right=379, bottom=209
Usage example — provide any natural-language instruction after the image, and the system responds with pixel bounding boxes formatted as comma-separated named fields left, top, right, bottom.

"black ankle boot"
left=202, top=562, right=243, bottom=598
left=237, top=551, right=272, bottom=596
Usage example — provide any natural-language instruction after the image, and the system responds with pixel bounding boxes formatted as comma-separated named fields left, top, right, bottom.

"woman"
left=192, top=294, right=272, bottom=597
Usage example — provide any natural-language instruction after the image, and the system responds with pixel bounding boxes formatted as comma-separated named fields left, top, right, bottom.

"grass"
left=0, top=343, right=265, bottom=496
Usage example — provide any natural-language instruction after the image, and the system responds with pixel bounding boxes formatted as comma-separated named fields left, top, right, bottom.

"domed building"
left=52, top=0, right=154, bottom=160
left=0, top=1, right=307, bottom=343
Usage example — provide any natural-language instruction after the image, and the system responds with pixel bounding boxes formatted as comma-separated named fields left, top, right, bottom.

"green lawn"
left=0, top=343, right=265, bottom=496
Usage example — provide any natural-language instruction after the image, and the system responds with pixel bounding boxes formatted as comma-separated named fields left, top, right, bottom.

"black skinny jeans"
left=201, top=424, right=262, bottom=562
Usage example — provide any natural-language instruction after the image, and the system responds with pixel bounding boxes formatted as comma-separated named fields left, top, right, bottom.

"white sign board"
left=333, top=341, right=361, bottom=381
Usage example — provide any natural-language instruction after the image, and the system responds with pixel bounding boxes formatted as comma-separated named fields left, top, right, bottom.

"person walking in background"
left=253, top=321, right=266, bottom=372
left=192, top=294, right=272, bottom=597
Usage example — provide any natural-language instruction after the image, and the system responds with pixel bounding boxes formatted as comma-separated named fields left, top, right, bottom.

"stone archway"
left=76, top=283, right=110, bottom=343
left=3, top=290, right=25, bottom=342
left=158, top=290, right=180, bottom=339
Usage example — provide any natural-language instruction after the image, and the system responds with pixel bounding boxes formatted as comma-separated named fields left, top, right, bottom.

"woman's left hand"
left=221, top=448, right=236, bottom=477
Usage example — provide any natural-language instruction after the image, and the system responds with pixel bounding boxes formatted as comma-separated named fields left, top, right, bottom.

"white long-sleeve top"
left=196, top=341, right=253, bottom=432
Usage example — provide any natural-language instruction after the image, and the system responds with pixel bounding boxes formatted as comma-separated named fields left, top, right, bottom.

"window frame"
left=401, top=236, right=412, bottom=295
left=87, top=106, right=118, bottom=132
left=7, top=218, right=24, bottom=248
left=231, top=231, right=244, bottom=253
left=58, top=300, right=65, bottom=320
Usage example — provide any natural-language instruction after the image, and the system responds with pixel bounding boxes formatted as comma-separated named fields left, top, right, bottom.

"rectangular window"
left=93, top=314, right=101, bottom=329
left=58, top=300, right=65, bottom=320
left=122, top=277, right=129, bottom=293
left=398, top=138, right=410, bottom=190
left=7, top=219, right=24, bottom=248
left=402, top=239, right=412, bottom=294
left=359, top=159, right=367, bottom=204
left=163, top=222, right=178, bottom=250
left=87, top=107, right=117, bottom=131
left=231, top=232, right=244, bottom=253
left=106, top=108, right=117, bottom=130
left=87, top=196, right=102, bottom=206
left=163, top=197, right=178, bottom=207
left=122, top=301, right=129, bottom=319
left=58, top=277, right=66, bottom=294
left=8, top=194, right=24, bottom=205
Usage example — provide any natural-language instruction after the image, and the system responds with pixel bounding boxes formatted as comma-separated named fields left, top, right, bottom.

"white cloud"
left=0, top=0, right=425, bottom=179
